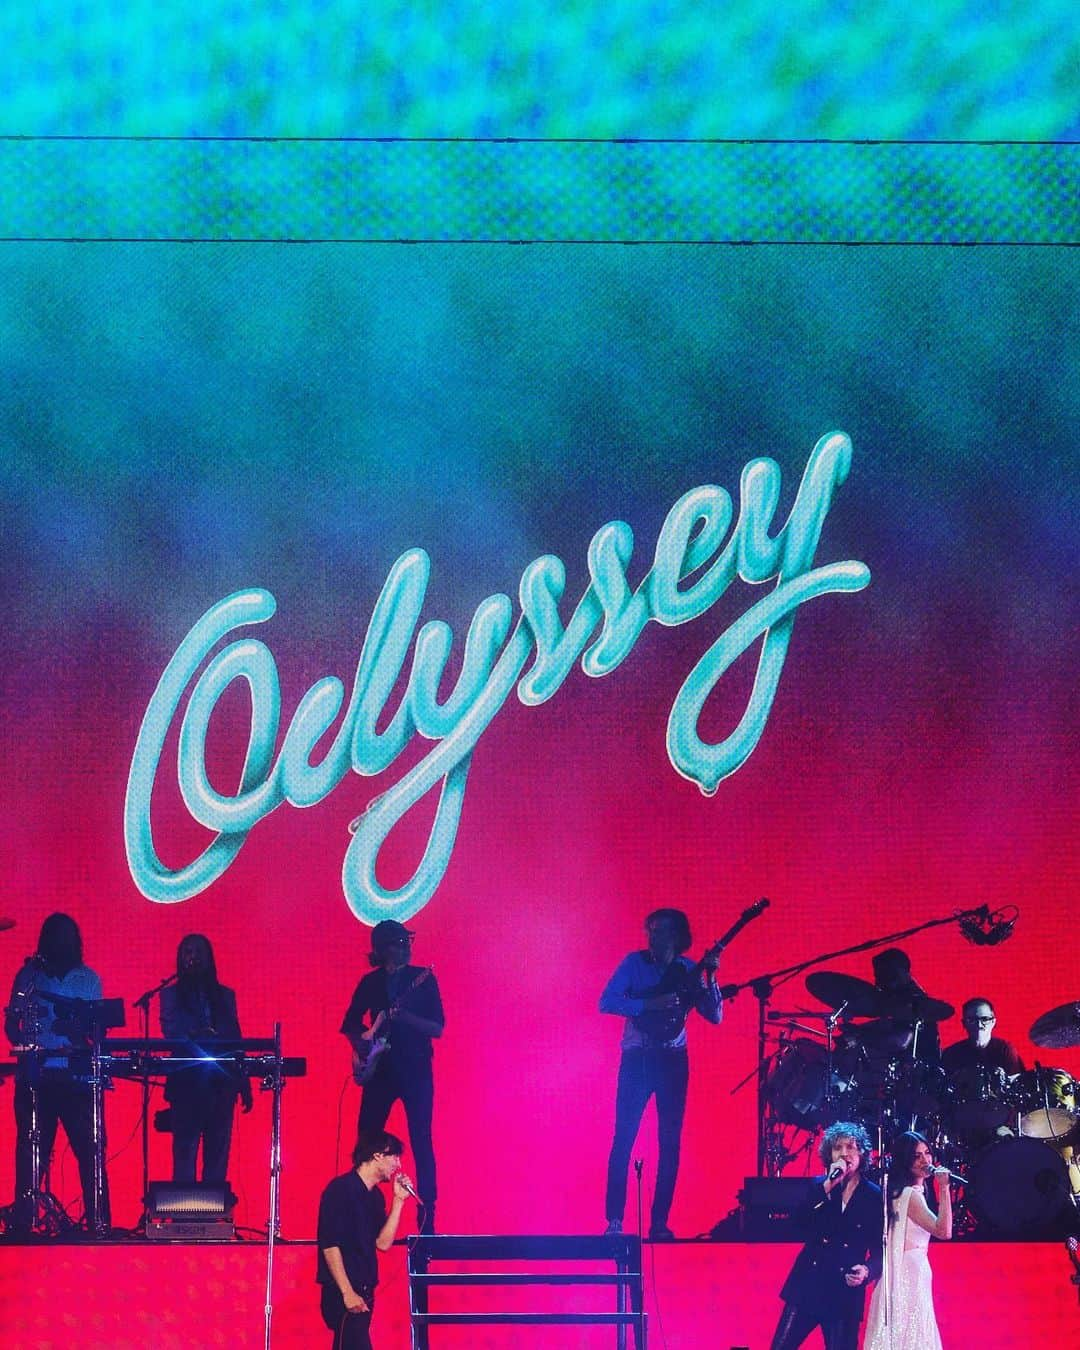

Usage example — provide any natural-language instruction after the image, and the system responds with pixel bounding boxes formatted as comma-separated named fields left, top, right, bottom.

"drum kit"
left=763, top=979, right=1080, bottom=1236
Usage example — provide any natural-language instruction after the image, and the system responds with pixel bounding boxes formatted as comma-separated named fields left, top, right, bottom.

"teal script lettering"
left=125, top=431, right=871, bottom=925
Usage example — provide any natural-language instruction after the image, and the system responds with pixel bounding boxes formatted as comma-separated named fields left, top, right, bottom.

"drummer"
left=940, top=997, right=1025, bottom=1150
left=941, top=998, right=1025, bottom=1078
left=856, top=948, right=943, bottom=1065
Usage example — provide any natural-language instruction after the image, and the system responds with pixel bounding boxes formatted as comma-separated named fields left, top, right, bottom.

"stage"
left=1, top=1234, right=1075, bottom=1348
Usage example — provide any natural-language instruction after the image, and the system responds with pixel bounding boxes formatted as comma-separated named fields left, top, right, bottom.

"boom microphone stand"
left=719, top=907, right=992, bottom=1178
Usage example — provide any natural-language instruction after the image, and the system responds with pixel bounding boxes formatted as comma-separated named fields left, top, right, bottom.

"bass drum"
left=967, top=1137, right=1071, bottom=1233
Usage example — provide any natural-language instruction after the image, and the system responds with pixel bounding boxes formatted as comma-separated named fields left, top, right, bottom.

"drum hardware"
left=767, top=1016, right=829, bottom=1040
left=944, top=1062, right=1015, bottom=1134
left=719, top=906, right=994, bottom=1178
left=767, top=1008, right=859, bottom=1024
left=4, top=985, right=117, bottom=1237
left=5, top=1044, right=79, bottom=1236
left=49, top=994, right=126, bottom=1238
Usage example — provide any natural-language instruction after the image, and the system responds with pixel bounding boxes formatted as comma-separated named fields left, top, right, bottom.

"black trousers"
left=168, top=1084, right=237, bottom=1183
left=320, top=1284, right=375, bottom=1350
left=13, top=1074, right=110, bottom=1230
left=770, top=1301, right=862, bottom=1350
left=604, top=1046, right=688, bottom=1229
left=358, top=1059, right=436, bottom=1220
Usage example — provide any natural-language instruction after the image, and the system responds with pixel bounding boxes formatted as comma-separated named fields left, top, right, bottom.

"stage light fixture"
left=145, top=1181, right=236, bottom=1241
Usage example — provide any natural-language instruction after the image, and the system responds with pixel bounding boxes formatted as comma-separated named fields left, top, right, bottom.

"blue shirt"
left=599, top=950, right=722, bottom=1049
left=7, top=962, right=103, bottom=1068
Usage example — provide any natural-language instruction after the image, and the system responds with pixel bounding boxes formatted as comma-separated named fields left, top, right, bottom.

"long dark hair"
left=645, top=908, right=692, bottom=956
left=888, top=1130, right=936, bottom=1217
left=37, top=913, right=84, bottom=978
left=175, top=933, right=221, bottom=1010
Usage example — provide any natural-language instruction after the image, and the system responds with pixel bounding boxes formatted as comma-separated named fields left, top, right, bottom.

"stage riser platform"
left=0, top=1240, right=1070, bottom=1348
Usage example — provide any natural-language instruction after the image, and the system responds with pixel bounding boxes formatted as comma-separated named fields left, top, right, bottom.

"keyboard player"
left=158, top=934, right=252, bottom=1184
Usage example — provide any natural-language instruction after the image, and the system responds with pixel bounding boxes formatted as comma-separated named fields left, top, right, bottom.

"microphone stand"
left=132, top=973, right=176, bottom=1232
left=879, top=1156, right=893, bottom=1348
left=633, top=1157, right=644, bottom=1242
left=718, top=907, right=987, bottom=1178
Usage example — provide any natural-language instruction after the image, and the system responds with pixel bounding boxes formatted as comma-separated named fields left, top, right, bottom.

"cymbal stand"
left=878, top=1150, right=892, bottom=1340
left=729, top=1030, right=790, bottom=1177
left=18, top=1051, right=78, bottom=1236
left=822, top=1000, right=850, bottom=1120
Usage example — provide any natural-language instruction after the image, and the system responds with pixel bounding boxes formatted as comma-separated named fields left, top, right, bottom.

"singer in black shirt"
left=316, top=1130, right=414, bottom=1350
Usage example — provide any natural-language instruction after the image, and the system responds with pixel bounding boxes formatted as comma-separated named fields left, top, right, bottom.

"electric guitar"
left=633, top=898, right=769, bottom=1042
left=351, top=967, right=434, bottom=1086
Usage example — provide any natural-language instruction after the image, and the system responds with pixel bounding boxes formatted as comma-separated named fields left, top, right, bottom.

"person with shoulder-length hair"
left=158, top=933, right=252, bottom=1183
left=863, top=1130, right=952, bottom=1350
left=599, top=907, right=722, bottom=1239
left=4, top=912, right=109, bottom=1232
left=771, top=1121, right=883, bottom=1350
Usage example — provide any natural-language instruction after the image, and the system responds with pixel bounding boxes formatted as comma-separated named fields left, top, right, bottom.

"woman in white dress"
left=864, top=1131, right=952, bottom=1350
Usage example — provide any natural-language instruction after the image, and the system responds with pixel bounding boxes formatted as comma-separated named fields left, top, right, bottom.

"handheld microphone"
left=827, top=1163, right=846, bottom=1183
left=397, top=1175, right=422, bottom=1202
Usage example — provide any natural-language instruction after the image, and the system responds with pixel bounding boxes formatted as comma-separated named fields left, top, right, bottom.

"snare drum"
left=1013, top=1067, right=1078, bottom=1143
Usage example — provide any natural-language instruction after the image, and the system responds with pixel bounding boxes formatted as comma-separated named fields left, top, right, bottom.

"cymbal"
left=1029, top=1001, right=1080, bottom=1050
left=805, top=972, right=885, bottom=1018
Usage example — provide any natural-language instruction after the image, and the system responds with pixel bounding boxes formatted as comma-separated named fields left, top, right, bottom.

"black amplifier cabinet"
left=737, top=1176, right=818, bottom=1238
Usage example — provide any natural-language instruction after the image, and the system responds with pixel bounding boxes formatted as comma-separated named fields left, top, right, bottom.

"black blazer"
left=779, top=1175, right=884, bottom=1317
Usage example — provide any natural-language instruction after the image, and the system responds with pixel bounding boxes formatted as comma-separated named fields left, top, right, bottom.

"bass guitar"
left=351, top=966, right=434, bottom=1086
left=633, top=898, right=769, bottom=1043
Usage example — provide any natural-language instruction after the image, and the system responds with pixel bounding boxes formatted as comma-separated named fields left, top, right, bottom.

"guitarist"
left=600, top=907, right=723, bottom=1240
left=340, top=921, right=444, bottom=1233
